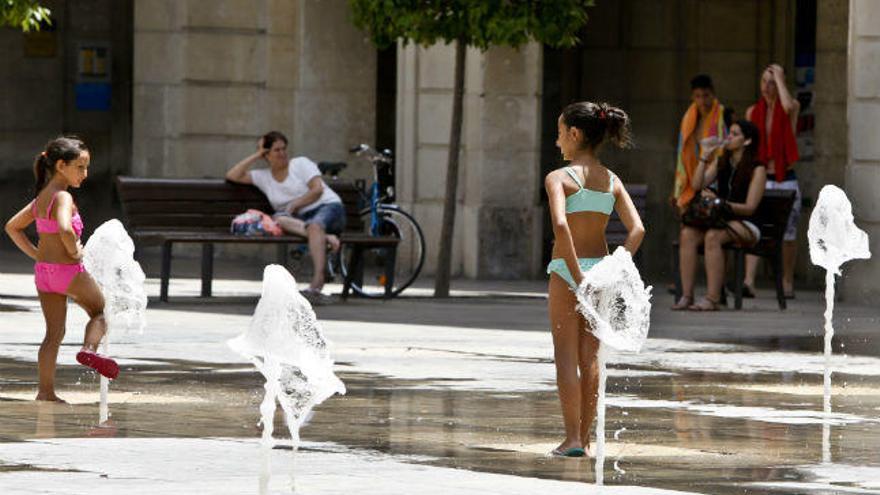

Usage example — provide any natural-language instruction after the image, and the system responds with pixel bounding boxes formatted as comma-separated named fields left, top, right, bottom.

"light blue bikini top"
left=563, top=166, right=616, bottom=215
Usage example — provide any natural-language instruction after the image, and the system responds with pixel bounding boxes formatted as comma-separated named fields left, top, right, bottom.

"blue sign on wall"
left=75, top=82, right=111, bottom=111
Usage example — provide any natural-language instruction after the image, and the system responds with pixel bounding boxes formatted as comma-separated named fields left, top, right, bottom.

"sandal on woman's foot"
left=671, top=296, right=693, bottom=311
left=688, top=297, right=720, bottom=312
left=550, top=447, right=586, bottom=458
left=76, top=350, right=119, bottom=380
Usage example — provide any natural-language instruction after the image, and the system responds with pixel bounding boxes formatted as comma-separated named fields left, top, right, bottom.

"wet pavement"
left=1, top=265, right=880, bottom=494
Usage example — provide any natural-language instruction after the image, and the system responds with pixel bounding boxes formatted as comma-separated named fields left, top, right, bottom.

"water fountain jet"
left=576, top=247, right=652, bottom=485
left=228, top=265, right=346, bottom=448
left=83, top=219, right=148, bottom=423
left=807, top=185, right=871, bottom=463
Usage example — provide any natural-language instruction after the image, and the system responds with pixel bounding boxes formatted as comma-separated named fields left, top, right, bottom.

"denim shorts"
left=293, top=202, right=346, bottom=235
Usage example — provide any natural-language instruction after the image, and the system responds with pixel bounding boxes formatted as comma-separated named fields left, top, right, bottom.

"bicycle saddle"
left=318, top=161, right=347, bottom=177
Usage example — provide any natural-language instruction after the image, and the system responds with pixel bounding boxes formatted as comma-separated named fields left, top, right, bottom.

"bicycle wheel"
left=335, top=206, right=425, bottom=298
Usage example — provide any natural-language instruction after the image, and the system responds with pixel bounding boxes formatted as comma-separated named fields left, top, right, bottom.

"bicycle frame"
left=369, top=180, right=381, bottom=235
left=334, top=144, right=426, bottom=299
left=351, top=144, right=396, bottom=236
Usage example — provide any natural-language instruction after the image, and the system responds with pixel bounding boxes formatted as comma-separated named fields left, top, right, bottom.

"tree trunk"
left=433, top=39, right=466, bottom=298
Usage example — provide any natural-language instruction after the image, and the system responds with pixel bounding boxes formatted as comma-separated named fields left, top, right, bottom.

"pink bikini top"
left=32, top=192, right=83, bottom=237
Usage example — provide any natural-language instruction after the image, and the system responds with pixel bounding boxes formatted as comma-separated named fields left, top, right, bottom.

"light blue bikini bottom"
left=546, top=257, right=602, bottom=289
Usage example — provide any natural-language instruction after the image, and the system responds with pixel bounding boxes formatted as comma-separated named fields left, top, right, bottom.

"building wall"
left=132, top=0, right=376, bottom=181
left=387, top=3, right=861, bottom=287
left=130, top=0, right=377, bottom=260
left=845, top=0, right=880, bottom=302
left=0, top=0, right=133, bottom=251
left=546, top=0, right=800, bottom=282
left=396, top=0, right=849, bottom=282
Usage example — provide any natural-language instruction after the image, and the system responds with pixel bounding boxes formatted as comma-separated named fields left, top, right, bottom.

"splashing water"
left=228, top=265, right=346, bottom=448
left=575, top=247, right=652, bottom=485
left=83, top=219, right=148, bottom=422
left=807, top=185, right=871, bottom=463
left=808, top=185, right=870, bottom=275
left=83, top=219, right=148, bottom=337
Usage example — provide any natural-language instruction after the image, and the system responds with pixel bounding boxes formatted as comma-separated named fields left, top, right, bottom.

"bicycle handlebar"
left=350, top=143, right=393, bottom=164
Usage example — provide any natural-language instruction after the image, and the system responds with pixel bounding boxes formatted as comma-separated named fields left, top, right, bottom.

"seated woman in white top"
left=226, top=131, right=345, bottom=297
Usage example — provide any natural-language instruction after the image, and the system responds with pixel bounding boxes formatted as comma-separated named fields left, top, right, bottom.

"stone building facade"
left=0, top=0, right=877, bottom=301
left=845, top=0, right=880, bottom=302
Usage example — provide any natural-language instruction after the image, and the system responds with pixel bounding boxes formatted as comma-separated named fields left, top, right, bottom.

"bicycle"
left=321, top=144, right=425, bottom=298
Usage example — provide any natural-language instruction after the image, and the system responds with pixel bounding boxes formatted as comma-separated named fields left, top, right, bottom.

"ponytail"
left=561, top=101, right=633, bottom=151
left=32, top=136, right=88, bottom=197
left=33, top=152, right=51, bottom=195
left=600, top=103, right=632, bottom=149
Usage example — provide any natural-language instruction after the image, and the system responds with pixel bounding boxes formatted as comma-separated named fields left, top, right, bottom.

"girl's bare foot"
left=35, top=393, right=66, bottom=403
left=326, top=234, right=341, bottom=253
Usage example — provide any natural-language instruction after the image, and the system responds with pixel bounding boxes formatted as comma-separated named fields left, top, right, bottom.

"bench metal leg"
left=383, top=247, right=397, bottom=299
left=671, top=242, right=682, bottom=300
left=160, top=241, right=172, bottom=302
left=276, top=243, right=289, bottom=267
left=772, top=248, right=787, bottom=310
left=734, top=249, right=744, bottom=310
left=201, top=243, right=214, bottom=298
left=342, top=246, right=364, bottom=301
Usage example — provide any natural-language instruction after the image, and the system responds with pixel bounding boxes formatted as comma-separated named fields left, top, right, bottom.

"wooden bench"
left=115, top=176, right=399, bottom=302
left=672, top=189, right=797, bottom=310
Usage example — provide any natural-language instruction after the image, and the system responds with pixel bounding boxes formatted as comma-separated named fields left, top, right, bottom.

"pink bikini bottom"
left=34, top=262, right=85, bottom=294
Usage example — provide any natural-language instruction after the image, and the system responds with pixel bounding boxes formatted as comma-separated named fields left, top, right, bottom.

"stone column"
left=395, top=43, right=466, bottom=277
left=291, top=0, right=376, bottom=177
left=803, top=0, right=850, bottom=288
left=845, top=0, right=880, bottom=302
left=461, top=44, right=544, bottom=279
left=396, top=42, right=543, bottom=278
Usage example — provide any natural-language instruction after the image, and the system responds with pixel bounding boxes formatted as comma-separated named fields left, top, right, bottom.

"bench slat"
left=133, top=229, right=398, bottom=246
left=117, top=177, right=361, bottom=202
left=125, top=200, right=269, bottom=214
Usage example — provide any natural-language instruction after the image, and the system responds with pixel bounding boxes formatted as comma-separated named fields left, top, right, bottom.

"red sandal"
left=76, top=350, right=120, bottom=380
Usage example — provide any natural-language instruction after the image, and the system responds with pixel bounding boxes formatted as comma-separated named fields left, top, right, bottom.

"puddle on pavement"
left=1, top=356, right=879, bottom=494
left=706, top=334, right=880, bottom=358
left=0, top=303, right=31, bottom=313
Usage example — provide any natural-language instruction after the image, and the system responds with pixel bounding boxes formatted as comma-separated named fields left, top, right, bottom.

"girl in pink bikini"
left=5, top=136, right=119, bottom=402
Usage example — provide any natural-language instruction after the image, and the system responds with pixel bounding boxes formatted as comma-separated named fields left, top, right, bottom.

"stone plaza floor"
left=1, top=256, right=879, bottom=494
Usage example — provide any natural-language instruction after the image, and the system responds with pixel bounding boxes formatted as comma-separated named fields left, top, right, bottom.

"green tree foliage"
left=349, top=0, right=591, bottom=50
left=350, top=0, right=593, bottom=297
left=1, top=0, right=51, bottom=32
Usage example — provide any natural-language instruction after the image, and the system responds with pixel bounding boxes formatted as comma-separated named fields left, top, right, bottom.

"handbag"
left=231, top=209, right=283, bottom=237
left=681, top=195, right=731, bottom=230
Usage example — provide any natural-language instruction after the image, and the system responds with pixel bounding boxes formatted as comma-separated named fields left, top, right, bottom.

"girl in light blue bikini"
left=545, top=102, right=645, bottom=457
